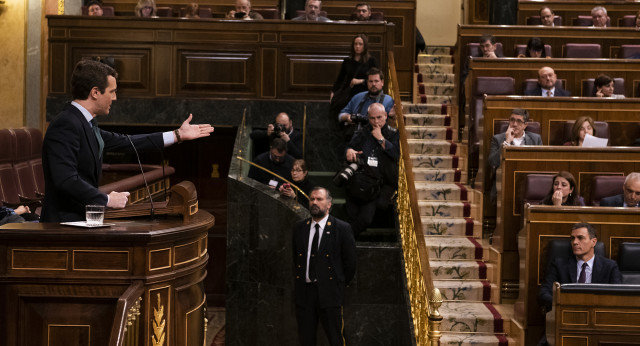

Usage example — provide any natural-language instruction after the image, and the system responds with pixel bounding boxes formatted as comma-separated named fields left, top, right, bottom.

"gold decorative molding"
left=152, top=293, right=166, bottom=346
left=57, top=0, right=64, bottom=14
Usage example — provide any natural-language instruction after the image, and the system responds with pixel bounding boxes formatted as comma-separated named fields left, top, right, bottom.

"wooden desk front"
left=0, top=211, right=214, bottom=346
left=494, top=147, right=640, bottom=283
left=47, top=16, right=397, bottom=100
left=518, top=0, right=640, bottom=27
left=478, top=96, right=640, bottom=192
left=517, top=205, right=640, bottom=345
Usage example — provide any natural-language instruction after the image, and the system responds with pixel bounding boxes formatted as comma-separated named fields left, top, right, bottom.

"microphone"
left=146, top=136, right=168, bottom=202
left=127, top=135, right=155, bottom=219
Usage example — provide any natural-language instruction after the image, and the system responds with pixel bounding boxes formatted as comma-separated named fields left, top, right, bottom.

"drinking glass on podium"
left=86, top=205, right=105, bottom=225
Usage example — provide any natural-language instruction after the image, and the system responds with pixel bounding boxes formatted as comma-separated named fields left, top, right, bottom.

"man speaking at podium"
left=41, top=59, right=214, bottom=222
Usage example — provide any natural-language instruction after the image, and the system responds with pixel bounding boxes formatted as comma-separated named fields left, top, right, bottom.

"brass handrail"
left=387, top=51, right=440, bottom=346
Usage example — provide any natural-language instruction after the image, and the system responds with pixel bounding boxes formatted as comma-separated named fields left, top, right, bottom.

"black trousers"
left=296, top=283, right=345, bottom=346
left=346, top=185, right=395, bottom=236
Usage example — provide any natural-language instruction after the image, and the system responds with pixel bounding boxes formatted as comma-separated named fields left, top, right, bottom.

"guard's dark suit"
left=292, top=215, right=356, bottom=346
left=41, top=103, right=164, bottom=222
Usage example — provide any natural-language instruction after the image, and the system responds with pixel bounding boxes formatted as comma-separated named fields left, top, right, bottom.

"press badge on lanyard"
left=367, top=156, right=378, bottom=167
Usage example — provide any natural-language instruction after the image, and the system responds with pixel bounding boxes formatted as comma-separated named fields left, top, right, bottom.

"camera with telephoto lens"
left=350, top=113, right=369, bottom=125
left=234, top=11, right=247, bottom=18
left=333, top=155, right=365, bottom=187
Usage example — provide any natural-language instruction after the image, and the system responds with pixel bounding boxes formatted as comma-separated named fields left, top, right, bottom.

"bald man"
left=250, top=112, right=303, bottom=159
left=524, top=66, right=571, bottom=97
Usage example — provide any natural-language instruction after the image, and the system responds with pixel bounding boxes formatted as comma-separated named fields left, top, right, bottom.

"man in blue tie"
left=538, top=222, right=622, bottom=313
left=292, top=187, right=356, bottom=346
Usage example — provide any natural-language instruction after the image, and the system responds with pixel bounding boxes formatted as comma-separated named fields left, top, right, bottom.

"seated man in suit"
left=601, top=172, right=640, bottom=207
left=591, top=6, right=609, bottom=28
left=537, top=222, right=622, bottom=345
left=292, top=0, right=330, bottom=21
left=488, top=108, right=542, bottom=202
left=539, top=6, right=555, bottom=27
left=525, top=66, right=571, bottom=97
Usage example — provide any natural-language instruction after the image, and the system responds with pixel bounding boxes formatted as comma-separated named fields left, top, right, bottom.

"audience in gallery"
left=600, top=173, right=640, bottom=207
left=594, top=74, right=624, bottom=99
left=524, top=66, right=571, bottom=97
left=330, top=34, right=379, bottom=113
left=250, top=112, right=303, bottom=159
left=519, top=37, right=547, bottom=58
left=541, top=171, right=585, bottom=206
left=477, top=34, right=502, bottom=58
left=87, top=0, right=103, bottom=16
left=292, top=0, right=330, bottom=22
left=135, top=0, right=156, bottom=17
left=225, top=0, right=264, bottom=20
left=279, top=159, right=314, bottom=208
left=591, top=6, right=609, bottom=28
left=539, top=7, right=555, bottom=27
left=183, top=3, right=199, bottom=19
left=248, top=137, right=295, bottom=188
left=564, top=116, right=596, bottom=147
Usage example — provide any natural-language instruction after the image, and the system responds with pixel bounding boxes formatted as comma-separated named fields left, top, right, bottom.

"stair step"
left=440, top=332, right=515, bottom=345
left=417, top=200, right=478, bottom=218
left=415, top=63, right=453, bottom=74
left=414, top=182, right=476, bottom=202
left=412, top=168, right=466, bottom=183
left=415, top=72, right=456, bottom=84
left=421, top=217, right=481, bottom=237
left=434, top=280, right=498, bottom=302
left=410, top=155, right=463, bottom=169
left=403, top=103, right=449, bottom=115
left=416, top=83, right=455, bottom=96
left=424, top=47, right=451, bottom=55
left=426, top=236, right=484, bottom=260
left=414, top=94, right=453, bottom=105
left=430, top=260, right=493, bottom=280
left=417, top=54, right=453, bottom=65
left=408, top=139, right=463, bottom=156
left=440, top=301, right=505, bottom=333
left=405, top=125, right=457, bottom=141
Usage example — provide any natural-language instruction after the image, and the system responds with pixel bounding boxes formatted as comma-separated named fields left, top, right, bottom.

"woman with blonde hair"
left=135, top=0, right=156, bottom=17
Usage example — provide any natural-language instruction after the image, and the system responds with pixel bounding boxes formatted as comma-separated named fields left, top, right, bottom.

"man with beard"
left=354, top=2, right=371, bottom=21
left=292, top=0, right=330, bottom=21
left=247, top=137, right=295, bottom=188
left=292, top=187, right=356, bottom=346
left=338, top=67, right=395, bottom=126
left=250, top=112, right=303, bottom=159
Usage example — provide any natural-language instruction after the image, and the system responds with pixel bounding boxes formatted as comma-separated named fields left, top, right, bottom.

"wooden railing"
left=387, top=51, right=442, bottom=346
left=109, top=281, right=144, bottom=346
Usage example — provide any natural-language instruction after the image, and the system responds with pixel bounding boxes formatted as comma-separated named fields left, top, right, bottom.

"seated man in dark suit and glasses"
left=600, top=172, right=640, bottom=207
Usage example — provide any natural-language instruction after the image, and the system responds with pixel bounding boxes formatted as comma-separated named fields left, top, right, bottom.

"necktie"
left=91, top=119, right=104, bottom=159
left=309, top=224, right=319, bottom=281
left=578, top=262, right=587, bottom=283
left=546, top=90, right=553, bottom=97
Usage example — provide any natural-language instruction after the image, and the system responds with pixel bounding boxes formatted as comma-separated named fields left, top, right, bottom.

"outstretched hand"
left=177, top=114, right=215, bottom=141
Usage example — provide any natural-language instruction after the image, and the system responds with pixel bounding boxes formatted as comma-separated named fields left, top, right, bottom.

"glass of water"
left=86, top=205, right=105, bottom=225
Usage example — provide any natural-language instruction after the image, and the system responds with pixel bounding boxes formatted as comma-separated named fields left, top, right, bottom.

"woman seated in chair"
left=135, top=0, right=156, bottom=17
left=541, top=171, right=585, bottom=206
left=594, top=74, right=625, bottom=99
left=518, top=37, right=548, bottom=58
left=279, top=159, right=314, bottom=208
left=564, top=115, right=596, bottom=146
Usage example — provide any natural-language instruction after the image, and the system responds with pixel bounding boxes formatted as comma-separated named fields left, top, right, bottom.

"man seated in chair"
left=353, top=2, right=371, bottom=21
left=600, top=172, right=640, bottom=207
left=538, top=222, right=622, bottom=313
left=292, top=0, right=330, bottom=21
left=525, top=66, right=571, bottom=97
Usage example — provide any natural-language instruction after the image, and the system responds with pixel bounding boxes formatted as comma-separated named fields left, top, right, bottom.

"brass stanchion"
left=427, top=288, right=443, bottom=346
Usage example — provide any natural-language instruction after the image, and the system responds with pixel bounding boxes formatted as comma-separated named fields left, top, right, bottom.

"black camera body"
left=333, top=156, right=365, bottom=186
left=273, top=123, right=287, bottom=136
left=350, top=113, right=369, bottom=125
left=234, top=11, right=247, bottom=18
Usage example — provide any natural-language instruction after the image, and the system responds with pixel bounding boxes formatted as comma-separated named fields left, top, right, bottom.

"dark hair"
left=594, top=74, right=613, bottom=91
left=635, top=10, right=640, bottom=26
left=311, top=186, right=332, bottom=202
left=71, top=59, right=117, bottom=100
left=355, top=2, right=370, bottom=11
left=525, top=37, right=547, bottom=58
left=539, top=6, right=554, bottom=16
left=87, top=0, right=103, bottom=8
left=367, top=67, right=384, bottom=81
left=292, top=159, right=308, bottom=172
left=571, top=222, right=597, bottom=239
left=511, top=108, right=530, bottom=122
left=570, top=116, right=596, bottom=145
left=350, top=34, right=371, bottom=63
left=542, top=171, right=582, bottom=206
left=270, top=137, right=288, bottom=152
left=479, top=34, right=496, bottom=45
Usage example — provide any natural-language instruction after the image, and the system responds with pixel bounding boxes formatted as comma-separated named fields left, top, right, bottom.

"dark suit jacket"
left=538, top=254, right=622, bottom=311
left=600, top=194, right=625, bottom=207
left=524, top=86, right=571, bottom=97
left=488, top=131, right=543, bottom=169
left=41, top=103, right=164, bottom=222
left=249, top=128, right=303, bottom=159
left=292, top=215, right=356, bottom=308
left=247, top=151, right=295, bottom=186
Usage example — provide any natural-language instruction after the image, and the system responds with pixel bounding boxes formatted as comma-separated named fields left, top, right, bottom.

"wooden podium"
left=0, top=183, right=214, bottom=346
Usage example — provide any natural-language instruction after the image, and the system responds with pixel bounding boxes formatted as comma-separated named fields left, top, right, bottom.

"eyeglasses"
left=509, top=117, right=525, bottom=125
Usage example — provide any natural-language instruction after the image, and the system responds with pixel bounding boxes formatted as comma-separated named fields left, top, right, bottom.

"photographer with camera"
left=338, top=67, right=395, bottom=127
left=250, top=112, right=303, bottom=159
left=248, top=138, right=295, bottom=188
left=337, top=103, right=399, bottom=236
left=225, top=0, right=264, bottom=20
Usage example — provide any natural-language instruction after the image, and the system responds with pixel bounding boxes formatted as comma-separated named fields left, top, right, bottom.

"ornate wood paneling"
left=47, top=16, right=398, bottom=101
